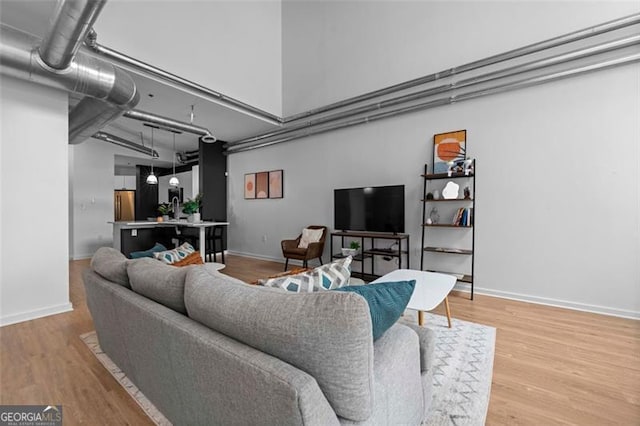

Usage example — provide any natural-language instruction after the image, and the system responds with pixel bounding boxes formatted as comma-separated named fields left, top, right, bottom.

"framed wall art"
left=244, top=173, right=256, bottom=199
left=255, top=172, right=269, bottom=199
left=268, top=170, right=283, bottom=199
left=433, top=130, right=466, bottom=174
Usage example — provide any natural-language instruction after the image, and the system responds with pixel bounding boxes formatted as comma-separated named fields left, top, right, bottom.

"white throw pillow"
left=298, top=228, right=324, bottom=248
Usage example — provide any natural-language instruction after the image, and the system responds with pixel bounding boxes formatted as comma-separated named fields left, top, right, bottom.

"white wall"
left=159, top=170, right=194, bottom=204
left=0, top=77, right=72, bottom=326
left=229, top=1, right=640, bottom=318
left=96, top=0, right=283, bottom=115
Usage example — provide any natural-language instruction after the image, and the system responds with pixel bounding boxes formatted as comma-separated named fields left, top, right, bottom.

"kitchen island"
left=111, top=220, right=229, bottom=261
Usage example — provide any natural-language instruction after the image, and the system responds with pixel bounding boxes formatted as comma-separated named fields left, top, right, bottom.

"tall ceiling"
left=0, top=0, right=280, bottom=155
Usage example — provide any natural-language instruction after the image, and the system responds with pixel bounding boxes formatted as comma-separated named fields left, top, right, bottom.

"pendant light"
left=169, top=131, right=179, bottom=187
left=145, top=127, right=158, bottom=185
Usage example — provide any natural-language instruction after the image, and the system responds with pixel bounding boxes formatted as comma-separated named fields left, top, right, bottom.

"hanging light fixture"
left=145, top=127, right=158, bottom=185
left=169, top=131, right=179, bottom=187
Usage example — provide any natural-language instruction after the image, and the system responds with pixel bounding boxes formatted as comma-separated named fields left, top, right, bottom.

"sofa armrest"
left=402, top=322, right=437, bottom=373
left=281, top=238, right=300, bottom=251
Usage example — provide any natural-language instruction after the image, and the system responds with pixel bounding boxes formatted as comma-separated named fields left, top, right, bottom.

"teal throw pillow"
left=333, top=280, right=415, bottom=340
left=129, top=243, right=167, bottom=259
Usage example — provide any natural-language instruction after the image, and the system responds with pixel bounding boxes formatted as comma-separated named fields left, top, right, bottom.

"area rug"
left=81, top=313, right=494, bottom=426
left=401, top=311, right=495, bottom=426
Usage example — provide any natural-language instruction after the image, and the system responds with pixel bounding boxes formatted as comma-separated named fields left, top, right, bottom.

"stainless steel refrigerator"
left=114, top=190, right=135, bottom=221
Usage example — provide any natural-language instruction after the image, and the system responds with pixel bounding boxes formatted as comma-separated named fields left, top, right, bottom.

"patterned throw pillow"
left=172, top=251, right=204, bottom=267
left=333, top=280, right=416, bottom=340
left=153, top=242, right=196, bottom=265
left=298, top=228, right=324, bottom=249
left=260, top=256, right=352, bottom=292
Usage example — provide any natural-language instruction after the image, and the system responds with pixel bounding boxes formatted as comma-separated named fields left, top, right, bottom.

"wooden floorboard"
left=1, top=255, right=638, bottom=425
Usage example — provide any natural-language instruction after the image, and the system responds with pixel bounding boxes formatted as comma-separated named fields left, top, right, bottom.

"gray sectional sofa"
left=84, top=247, right=437, bottom=425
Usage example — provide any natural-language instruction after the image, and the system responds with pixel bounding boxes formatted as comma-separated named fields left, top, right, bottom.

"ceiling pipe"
left=39, top=0, right=107, bottom=70
left=0, top=24, right=140, bottom=143
left=227, top=53, right=640, bottom=154
left=281, top=12, right=640, bottom=123
left=226, top=34, right=640, bottom=149
left=92, top=131, right=159, bottom=157
left=123, top=109, right=216, bottom=143
left=85, top=30, right=282, bottom=126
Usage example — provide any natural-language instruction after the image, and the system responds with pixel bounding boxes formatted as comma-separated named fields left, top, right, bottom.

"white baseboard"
left=230, top=252, right=639, bottom=320
left=0, top=302, right=74, bottom=327
left=453, top=283, right=639, bottom=320
left=227, top=250, right=319, bottom=268
left=70, top=253, right=93, bottom=260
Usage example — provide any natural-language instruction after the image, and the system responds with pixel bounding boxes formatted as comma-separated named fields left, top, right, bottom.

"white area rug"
left=402, top=312, right=496, bottom=426
left=81, top=313, right=495, bottom=426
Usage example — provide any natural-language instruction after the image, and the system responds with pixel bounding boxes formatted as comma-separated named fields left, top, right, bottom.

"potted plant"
left=182, top=193, right=203, bottom=223
left=157, top=203, right=172, bottom=222
left=341, top=240, right=360, bottom=257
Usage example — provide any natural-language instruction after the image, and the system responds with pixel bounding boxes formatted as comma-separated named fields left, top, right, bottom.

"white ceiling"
left=0, top=0, right=280, bottom=158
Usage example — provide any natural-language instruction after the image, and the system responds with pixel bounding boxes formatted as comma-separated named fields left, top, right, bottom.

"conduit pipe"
left=282, top=13, right=640, bottom=123
left=85, top=30, right=282, bottom=125
left=226, top=34, right=640, bottom=149
left=227, top=54, right=640, bottom=153
left=123, top=110, right=216, bottom=143
left=92, top=131, right=159, bottom=157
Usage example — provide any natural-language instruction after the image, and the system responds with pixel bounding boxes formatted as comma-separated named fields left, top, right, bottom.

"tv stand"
left=330, top=231, right=410, bottom=281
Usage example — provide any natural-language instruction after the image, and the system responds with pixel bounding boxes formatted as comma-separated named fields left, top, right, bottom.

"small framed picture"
left=256, top=171, right=269, bottom=199
left=244, top=173, right=256, bottom=199
left=268, top=170, right=283, bottom=199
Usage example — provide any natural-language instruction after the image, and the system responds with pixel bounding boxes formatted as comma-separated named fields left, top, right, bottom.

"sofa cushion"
left=172, top=251, right=204, bottom=267
left=259, top=257, right=352, bottom=292
left=129, top=242, right=167, bottom=259
left=184, top=267, right=374, bottom=422
left=90, top=247, right=131, bottom=288
left=153, top=242, right=195, bottom=265
left=334, top=280, right=415, bottom=340
left=127, top=258, right=189, bottom=313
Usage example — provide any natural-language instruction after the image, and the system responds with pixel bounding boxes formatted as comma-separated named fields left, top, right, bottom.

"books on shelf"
left=451, top=207, right=473, bottom=226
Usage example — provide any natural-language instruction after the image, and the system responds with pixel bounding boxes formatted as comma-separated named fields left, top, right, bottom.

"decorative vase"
left=341, top=248, right=357, bottom=257
left=188, top=213, right=201, bottom=223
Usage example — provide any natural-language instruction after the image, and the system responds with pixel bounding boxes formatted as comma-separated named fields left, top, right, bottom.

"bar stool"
left=204, top=219, right=225, bottom=263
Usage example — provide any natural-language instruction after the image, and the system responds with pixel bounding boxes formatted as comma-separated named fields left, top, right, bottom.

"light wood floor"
left=1, top=255, right=638, bottom=425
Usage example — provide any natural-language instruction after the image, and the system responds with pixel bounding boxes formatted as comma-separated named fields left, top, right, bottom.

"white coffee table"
left=370, top=269, right=457, bottom=328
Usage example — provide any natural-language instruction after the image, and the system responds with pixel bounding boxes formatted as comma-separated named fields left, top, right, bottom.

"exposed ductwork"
left=123, top=109, right=216, bottom=143
left=92, top=131, right=159, bottom=157
left=39, top=0, right=107, bottom=70
left=0, top=0, right=139, bottom=145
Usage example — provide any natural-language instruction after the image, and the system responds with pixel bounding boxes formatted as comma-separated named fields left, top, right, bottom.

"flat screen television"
left=334, top=185, right=405, bottom=233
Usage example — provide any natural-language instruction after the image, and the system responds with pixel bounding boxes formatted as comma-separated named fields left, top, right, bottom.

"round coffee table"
left=370, top=269, right=456, bottom=328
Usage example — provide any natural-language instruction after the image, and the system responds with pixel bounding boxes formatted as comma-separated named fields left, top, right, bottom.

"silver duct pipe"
left=0, top=23, right=139, bottom=144
left=177, top=149, right=199, bottom=164
left=123, top=109, right=216, bottom=143
left=227, top=54, right=640, bottom=153
left=282, top=12, right=640, bottom=123
left=92, top=131, right=159, bottom=157
left=39, top=0, right=107, bottom=70
left=226, top=34, right=640, bottom=149
left=85, top=32, right=282, bottom=125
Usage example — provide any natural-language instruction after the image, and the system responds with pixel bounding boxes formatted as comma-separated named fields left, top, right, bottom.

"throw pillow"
left=333, top=280, right=416, bottom=340
left=260, top=256, right=352, bottom=292
left=153, top=242, right=195, bottom=265
left=129, top=242, right=167, bottom=259
left=298, top=228, right=324, bottom=249
left=172, top=251, right=204, bottom=267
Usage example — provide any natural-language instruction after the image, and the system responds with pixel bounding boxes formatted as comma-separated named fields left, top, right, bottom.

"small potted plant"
left=157, top=203, right=172, bottom=222
left=182, top=193, right=203, bottom=223
left=341, top=240, right=360, bottom=257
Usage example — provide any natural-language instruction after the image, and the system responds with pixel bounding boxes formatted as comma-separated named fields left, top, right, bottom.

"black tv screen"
left=334, top=185, right=405, bottom=233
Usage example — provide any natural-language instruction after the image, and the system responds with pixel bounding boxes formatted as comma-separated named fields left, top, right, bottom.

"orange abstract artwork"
left=268, top=170, right=283, bottom=199
left=433, top=130, right=466, bottom=173
left=244, top=173, right=255, bottom=199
